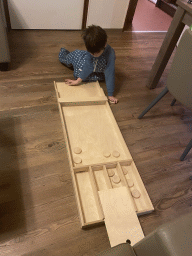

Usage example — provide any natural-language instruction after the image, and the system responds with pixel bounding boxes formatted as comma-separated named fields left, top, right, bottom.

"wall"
left=87, top=0, right=130, bottom=29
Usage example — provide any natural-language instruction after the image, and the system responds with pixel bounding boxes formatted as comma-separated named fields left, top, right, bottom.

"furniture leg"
left=138, top=87, right=169, bottom=119
left=170, top=98, right=176, bottom=106
left=180, top=138, right=192, bottom=161
left=0, top=63, right=9, bottom=71
left=146, top=7, right=185, bottom=89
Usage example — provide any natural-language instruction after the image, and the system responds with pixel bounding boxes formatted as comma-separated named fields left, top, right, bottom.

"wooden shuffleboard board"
left=54, top=81, right=154, bottom=245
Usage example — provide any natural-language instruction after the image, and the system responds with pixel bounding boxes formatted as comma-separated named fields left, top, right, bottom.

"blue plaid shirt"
left=59, top=44, right=116, bottom=96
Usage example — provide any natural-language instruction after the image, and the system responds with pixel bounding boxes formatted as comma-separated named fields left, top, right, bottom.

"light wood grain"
left=99, top=187, right=144, bottom=247
left=94, top=168, right=112, bottom=190
left=103, top=165, right=113, bottom=189
left=120, top=161, right=154, bottom=214
left=54, top=81, right=85, bottom=226
left=75, top=171, right=102, bottom=224
left=56, top=81, right=104, bottom=99
left=58, top=96, right=107, bottom=106
left=116, top=162, right=138, bottom=212
left=56, top=81, right=133, bottom=166
left=107, top=167, right=124, bottom=188
left=89, top=166, right=104, bottom=219
left=61, top=103, right=130, bottom=166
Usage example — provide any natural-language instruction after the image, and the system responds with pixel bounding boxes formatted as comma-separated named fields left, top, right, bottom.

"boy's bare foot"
left=108, top=96, right=118, bottom=104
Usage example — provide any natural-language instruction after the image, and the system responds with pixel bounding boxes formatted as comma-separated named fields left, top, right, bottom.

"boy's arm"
left=65, top=54, right=93, bottom=85
left=78, top=54, right=94, bottom=80
left=65, top=53, right=93, bottom=85
left=104, top=48, right=116, bottom=97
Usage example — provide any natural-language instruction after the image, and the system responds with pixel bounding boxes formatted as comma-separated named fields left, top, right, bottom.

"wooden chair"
left=138, top=28, right=192, bottom=161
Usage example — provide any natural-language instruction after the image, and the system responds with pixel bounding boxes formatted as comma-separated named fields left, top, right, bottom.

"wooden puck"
left=122, top=168, right=128, bottom=175
left=131, top=189, right=141, bottom=199
left=112, top=151, right=120, bottom=158
left=103, top=151, right=111, bottom=158
left=107, top=169, right=115, bottom=177
left=73, top=147, right=82, bottom=154
left=73, top=157, right=82, bottom=164
left=127, top=179, right=134, bottom=188
left=112, top=175, right=121, bottom=184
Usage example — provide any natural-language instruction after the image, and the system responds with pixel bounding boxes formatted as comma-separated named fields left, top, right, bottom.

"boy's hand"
left=108, top=96, right=118, bottom=104
left=65, top=79, right=79, bottom=86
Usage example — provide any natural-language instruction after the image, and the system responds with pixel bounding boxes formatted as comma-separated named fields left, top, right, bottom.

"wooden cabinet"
left=8, top=0, right=84, bottom=29
left=7, top=0, right=133, bottom=30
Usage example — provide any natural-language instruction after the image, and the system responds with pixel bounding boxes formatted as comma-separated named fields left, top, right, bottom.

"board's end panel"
left=55, top=81, right=105, bottom=101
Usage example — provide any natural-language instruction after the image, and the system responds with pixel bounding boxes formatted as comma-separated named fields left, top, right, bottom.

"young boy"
left=58, top=25, right=118, bottom=104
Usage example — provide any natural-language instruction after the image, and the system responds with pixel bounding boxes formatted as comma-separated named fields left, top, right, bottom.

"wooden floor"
left=0, top=29, right=192, bottom=256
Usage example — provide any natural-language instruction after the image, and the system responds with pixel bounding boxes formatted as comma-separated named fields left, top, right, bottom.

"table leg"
left=146, top=7, right=185, bottom=89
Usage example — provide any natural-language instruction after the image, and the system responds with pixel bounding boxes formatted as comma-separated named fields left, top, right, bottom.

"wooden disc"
left=73, top=157, right=82, bottom=164
left=127, top=179, right=134, bottom=188
left=131, top=189, right=141, bottom=199
left=122, top=168, right=128, bottom=175
left=112, top=151, right=120, bottom=158
left=107, top=169, right=115, bottom=177
left=103, top=151, right=111, bottom=158
left=112, top=175, right=121, bottom=184
left=73, top=147, right=82, bottom=154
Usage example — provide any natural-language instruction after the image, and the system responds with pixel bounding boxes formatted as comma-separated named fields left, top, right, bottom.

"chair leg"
left=180, top=139, right=192, bottom=161
left=170, top=98, right=176, bottom=106
left=138, top=87, right=169, bottom=119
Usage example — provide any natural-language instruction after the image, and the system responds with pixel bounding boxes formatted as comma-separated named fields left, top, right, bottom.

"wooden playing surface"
left=56, top=82, right=132, bottom=166
left=63, top=104, right=132, bottom=166
left=99, top=187, right=144, bottom=247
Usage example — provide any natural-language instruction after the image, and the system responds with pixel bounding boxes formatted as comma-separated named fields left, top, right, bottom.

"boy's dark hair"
left=82, top=25, right=107, bottom=54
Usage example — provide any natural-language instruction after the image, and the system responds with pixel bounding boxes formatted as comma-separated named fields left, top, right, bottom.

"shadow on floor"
left=0, top=117, right=33, bottom=242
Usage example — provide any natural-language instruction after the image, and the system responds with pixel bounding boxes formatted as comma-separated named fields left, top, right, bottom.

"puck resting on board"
left=127, top=179, right=134, bottom=188
left=73, top=157, right=82, bottom=164
left=131, top=189, right=141, bottom=199
left=112, top=151, right=120, bottom=158
left=73, top=147, right=82, bottom=154
left=107, top=169, right=115, bottom=177
left=103, top=151, right=111, bottom=158
left=112, top=175, right=121, bottom=184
